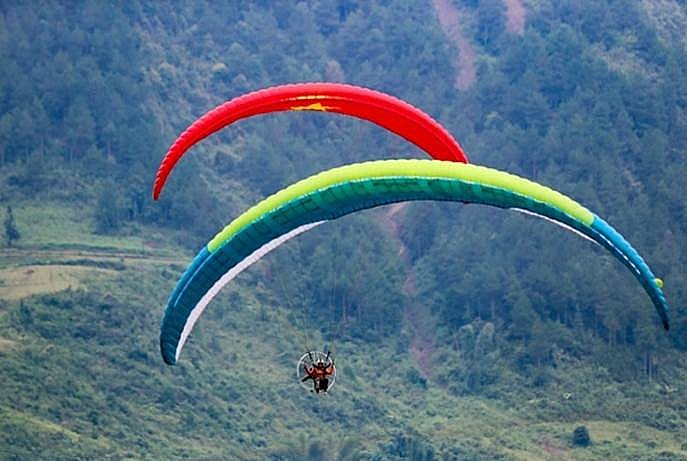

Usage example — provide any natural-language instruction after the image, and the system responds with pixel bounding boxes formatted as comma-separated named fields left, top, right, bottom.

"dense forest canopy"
left=0, top=1, right=686, bottom=459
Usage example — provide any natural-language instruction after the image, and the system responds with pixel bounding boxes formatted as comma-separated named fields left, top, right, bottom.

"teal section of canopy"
left=160, top=247, right=212, bottom=364
left=590, top=216, right=669, bottom=329
left=160, top=160, right=669, bottom=365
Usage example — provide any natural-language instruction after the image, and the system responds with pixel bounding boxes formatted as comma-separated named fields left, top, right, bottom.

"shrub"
left=572, top=425, right=591, bottom=447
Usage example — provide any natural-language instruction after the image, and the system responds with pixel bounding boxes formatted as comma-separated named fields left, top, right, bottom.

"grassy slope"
left=1, top=0, right=686, bottom=457
left=1, top=202, right=686, bottom=460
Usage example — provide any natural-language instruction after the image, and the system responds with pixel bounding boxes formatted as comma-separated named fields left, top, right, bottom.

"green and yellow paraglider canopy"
left=159, top=159, right=669, bottom=365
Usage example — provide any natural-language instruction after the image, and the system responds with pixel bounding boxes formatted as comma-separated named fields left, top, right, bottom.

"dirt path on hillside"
left=0, top=247, right=186, bottom=266
left=431, top=0, right=527, bottom=89
left=431, top=0, right=476, bottom=90
left=504, top=0, right=526, bottom=35
left=377, top=204, right=437, bottom=379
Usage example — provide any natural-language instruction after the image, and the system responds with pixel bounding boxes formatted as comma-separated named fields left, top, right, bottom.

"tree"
left=4, top=206, right=20, bottom=247
left=572, top=425, right=591, bottom=447
left=94, top=186, right=123, bottom=234
left=476, top=0, right=506, bottom=48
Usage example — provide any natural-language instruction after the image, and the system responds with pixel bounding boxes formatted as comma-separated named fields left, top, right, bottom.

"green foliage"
left=269, top=435, right=366, bottom=460
left=572, top=425, right=592, bottom=447
left=94, top=183, right=125, bottom=234
left=268, top=214, right=405, bottom=340
left=379, top=430, right=436, bottom=460
left=4, top=206, right=20, bottom=246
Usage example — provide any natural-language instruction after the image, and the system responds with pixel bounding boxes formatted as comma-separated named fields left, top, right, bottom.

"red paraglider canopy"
left=153, top=82, right=468, bottom=199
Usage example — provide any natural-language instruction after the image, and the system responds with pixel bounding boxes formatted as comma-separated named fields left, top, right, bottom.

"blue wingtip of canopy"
left=590, top=216, right=670, bottom=330
left=160, top=246, right=213, bottom=365
left=161, top=343, right=177, bottom=365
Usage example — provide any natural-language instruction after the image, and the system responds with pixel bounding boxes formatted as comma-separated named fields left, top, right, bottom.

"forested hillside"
left=1, top=1, right=686, bottom=459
